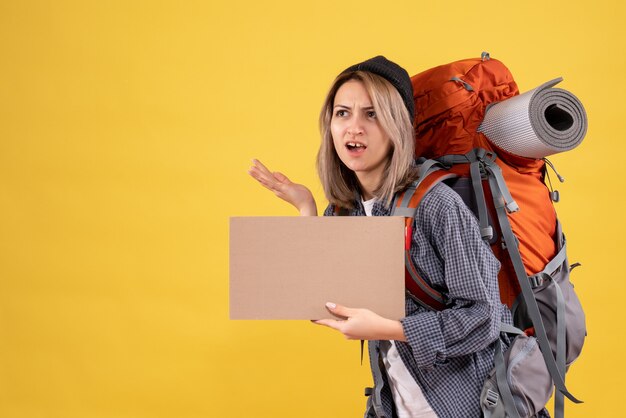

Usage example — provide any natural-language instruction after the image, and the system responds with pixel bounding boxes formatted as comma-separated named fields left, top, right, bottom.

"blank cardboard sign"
left=229, top=216, right=405, bottom=320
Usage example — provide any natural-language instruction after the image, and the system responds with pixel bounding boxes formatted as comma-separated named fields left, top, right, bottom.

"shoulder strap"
left=334, top=166, right=456, bottom=312
left=392, top=169, right=457, bottom=311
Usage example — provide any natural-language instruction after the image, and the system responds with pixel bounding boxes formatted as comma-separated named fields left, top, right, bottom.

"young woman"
left=249, top=56, right=510, bottom=418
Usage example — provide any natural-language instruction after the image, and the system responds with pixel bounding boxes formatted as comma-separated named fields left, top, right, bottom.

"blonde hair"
left=317, top=71, right=417, bottom=209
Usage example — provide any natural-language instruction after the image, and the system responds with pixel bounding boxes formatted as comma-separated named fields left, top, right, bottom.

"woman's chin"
left=341, top=159, right=367, bottom=173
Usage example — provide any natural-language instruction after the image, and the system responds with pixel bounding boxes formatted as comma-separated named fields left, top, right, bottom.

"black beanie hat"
left=340, top=55, right=415, bottom=120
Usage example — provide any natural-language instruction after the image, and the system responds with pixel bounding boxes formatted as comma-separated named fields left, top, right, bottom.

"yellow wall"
left=0, top=0, right=623, bottom=416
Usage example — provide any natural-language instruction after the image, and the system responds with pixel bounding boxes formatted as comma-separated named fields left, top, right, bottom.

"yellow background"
left=0, top=0, right=623, bottom=417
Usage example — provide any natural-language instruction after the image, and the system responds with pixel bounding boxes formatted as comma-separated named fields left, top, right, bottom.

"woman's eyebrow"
left=333, top=104, right=374, bottom=109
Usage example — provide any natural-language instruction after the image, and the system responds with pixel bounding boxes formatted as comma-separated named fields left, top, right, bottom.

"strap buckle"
left=473, top=149, right=497, bottom=179
left=485, top=389, right=499, bottom=407
left=529, top=274, right=545, bottom=288
left=550, top=190, right=560, bottom=202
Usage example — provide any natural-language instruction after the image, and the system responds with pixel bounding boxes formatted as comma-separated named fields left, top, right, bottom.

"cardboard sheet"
left=229, top=216, right=405, bottom=320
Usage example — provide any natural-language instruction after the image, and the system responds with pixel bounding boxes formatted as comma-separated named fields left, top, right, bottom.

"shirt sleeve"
left=400, top=184, right=502, bottom=369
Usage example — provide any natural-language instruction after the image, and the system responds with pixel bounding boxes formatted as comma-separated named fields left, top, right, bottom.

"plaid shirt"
left=325, top=183, right=512, bottom=418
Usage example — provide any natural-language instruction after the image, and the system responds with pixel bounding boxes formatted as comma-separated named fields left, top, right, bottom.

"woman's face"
left=331, top=79, right=392, bottom=189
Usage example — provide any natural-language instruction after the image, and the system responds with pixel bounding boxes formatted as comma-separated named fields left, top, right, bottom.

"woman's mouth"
left=346, top=142, right=367, bottom=153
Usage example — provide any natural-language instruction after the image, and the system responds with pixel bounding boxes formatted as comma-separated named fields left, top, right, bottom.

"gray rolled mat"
left=478, top=78, right=588, bottom=159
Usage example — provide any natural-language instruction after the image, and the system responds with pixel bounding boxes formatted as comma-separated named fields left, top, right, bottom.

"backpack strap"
left=392, top=168, right=458, bottom=311
left=333, top=164, right=456, bottom=311
left=493, top=324, right=525, bottom=418
left=438, top=148, right=519, bottom=241
left=487, top=173, right=581, bottom=406
left=365, top=340, right=389, bottom=418
left=523, top=220, right=569, bottom=418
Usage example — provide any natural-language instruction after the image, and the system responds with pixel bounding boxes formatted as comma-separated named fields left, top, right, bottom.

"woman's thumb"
left=325, top=302, right=350, bottom=319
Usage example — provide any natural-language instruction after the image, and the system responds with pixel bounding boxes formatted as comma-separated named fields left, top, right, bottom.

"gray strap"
left=555, top=382, right=565, bottom=418
left=500, top=322, right=524, bottom=335
left=450, top=76, right=474, bottom=91
left=436, top=153, right=471, bottom=167
left=551, top=273, right=567, bottom=418
left=417, top=159, right=444, bottom=180
left=541, top=242, right=567, bottom=276
left=536, top=221, right=569, bottom=418
left=368, top=341, right=388, bottom=418
left=494, top=339, right=522, bottom=418
left=469, top=157, right=493, bottom=240
left=436, top=149, right=493, bottom=240
left=484, top=158, right=519, bottom=213
left=539, top=220, right=567, bottom=277
left=393, top=160, right=444, bottom=214
left=391, top=207, right=417, bottom=218
left=488, top=174, right=581, bottom=404
left=399, top=184, right=417, bottom=208
left=410, top=160, right=445, bottom=197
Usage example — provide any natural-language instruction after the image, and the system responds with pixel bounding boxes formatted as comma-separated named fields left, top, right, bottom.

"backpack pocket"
left=481, top=334, right=553, bottom=418
left=512, top=245, right=586, bottom=367
left=535, top=265, right=585, bottom=366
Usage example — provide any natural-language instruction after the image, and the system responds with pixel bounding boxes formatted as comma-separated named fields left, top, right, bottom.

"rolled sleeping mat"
left=478, top=78, right=588, bottom=159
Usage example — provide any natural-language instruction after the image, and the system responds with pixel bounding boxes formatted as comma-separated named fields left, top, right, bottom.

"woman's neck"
left=356, top=172, right=381, bottom=201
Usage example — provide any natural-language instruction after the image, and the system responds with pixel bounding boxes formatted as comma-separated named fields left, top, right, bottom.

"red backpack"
left=392, top=53, right=586, bottom=418
left=410, top=52, right=558, bottom=306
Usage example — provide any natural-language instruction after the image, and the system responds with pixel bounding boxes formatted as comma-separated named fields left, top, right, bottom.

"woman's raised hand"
left=248, top=159, right=317, bottom=216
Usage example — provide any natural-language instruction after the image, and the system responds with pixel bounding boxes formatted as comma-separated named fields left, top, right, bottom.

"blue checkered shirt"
left=324, top=183, right=512, bottom=418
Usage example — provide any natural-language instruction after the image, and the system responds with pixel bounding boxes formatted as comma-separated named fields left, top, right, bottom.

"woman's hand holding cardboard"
left=314, top=302, right=406, bottom=341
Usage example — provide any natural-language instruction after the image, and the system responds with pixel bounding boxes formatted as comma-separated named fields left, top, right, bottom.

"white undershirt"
left=380, top=341, right=438, bottom=418
left=362, top=198, right=437, bottom=418
left=362, top=197, right=377, bottom=217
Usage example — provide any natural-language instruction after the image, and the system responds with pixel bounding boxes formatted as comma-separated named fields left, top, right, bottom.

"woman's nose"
left=347, top=116, right=364, bottom=136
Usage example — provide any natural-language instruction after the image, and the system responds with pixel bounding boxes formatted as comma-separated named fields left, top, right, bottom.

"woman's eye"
left=367, top=111, right=377, bottom=118
left=335, top=109, right=347, bottom=117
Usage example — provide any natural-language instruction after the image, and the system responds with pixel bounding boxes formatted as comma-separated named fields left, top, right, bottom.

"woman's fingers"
left=248, top=159, right=317, bottom=215
left=312, top=318, right=343, bottom=330
left=312, top=303, right=404, bottom=341
left=249, top=160, right=272, bottom=180
left=248, top=168, right=276, bottom=191
left=249, top=160, right=289, bottom=187
left=251, top=159, right=272, bottom=175
left=272, top=171, right=291, bottom=184
left=325, top=302, right=355, bottom=318
left=249, top=160, right=283, bottom=191
left=312, top=317, right=358, bottom=340
left=312, top=303, right=358, bottom=338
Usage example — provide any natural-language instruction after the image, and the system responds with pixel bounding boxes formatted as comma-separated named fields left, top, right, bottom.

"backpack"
left=368, top=53, right=586, bottom=418
left=392, top=53, right=586, bottom=418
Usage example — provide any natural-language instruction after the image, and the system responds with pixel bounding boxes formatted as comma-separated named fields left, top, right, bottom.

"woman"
left=249, top=56, right=509, bottom=418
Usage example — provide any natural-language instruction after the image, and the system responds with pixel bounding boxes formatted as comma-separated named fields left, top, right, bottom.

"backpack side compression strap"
left=393, top=170, right=458, bottom=312
left=487, top=173, right=581, bottom=405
